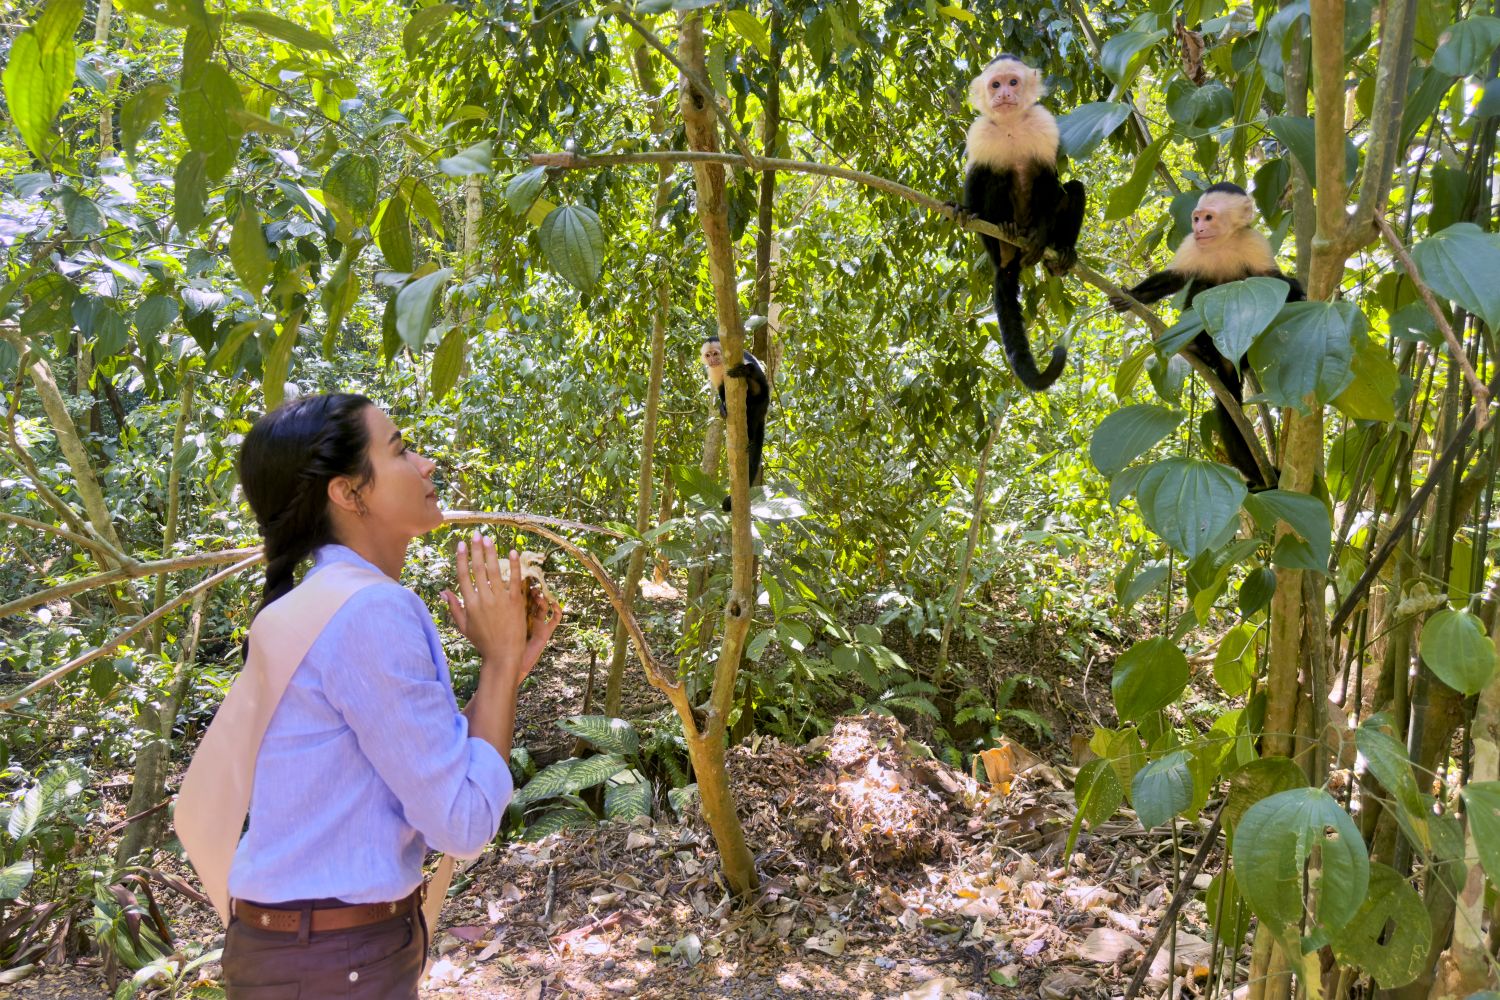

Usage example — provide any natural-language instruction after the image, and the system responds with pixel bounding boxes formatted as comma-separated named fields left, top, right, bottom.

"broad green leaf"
left=556, top=715, right=640, bottom=756
left=404, top=3, right=456, bottom=57
left=1419, top=609, right=1497, bottom=695
left=1214, top=623, right=1257, bottom=697
left=1101, top=30, right=1166, bottom=88
left=1156, top=310, right=1205, bottom=356
left=1118, top=562, right=1168, bottom=613
left=394, top=267, right=453, bottom=352
left=1089, top=405, right=1183, bottom=477
left=1432, top=16, right=1500, bottom=77
left=429, top=328, right=465, bottom=402
left=1266, top=115, right=1359, bottom=188
left=1165, top=79, right=1235, bottom=128
left=1328, top=863, right=1430, bottom=988
left=0, top=860, right=34, bottom=900
left=1136, top=458, right=1246, bottom=558
left=2, top=0, right=84, bottom=163
left=20, top=273, right=76, bottom=341
left=1223, top=756, right=1306, bottom=830
left=505, top=167, right=547, bottom=217
left=1196, top=277, right=1289, bottom=361
left=512, top=754, right=629, bottom=808
left=1204, top=870, right=1250, bottom=937
left=1233, top=787, right=1369, bottom=938
left=1104, top=136, right=1166, bottom=222
left=120, top=82, right=171, bottom=159
left=323, top=152, right=381, bottom=237
left=438, top=140, right=493, bottom=177
left=319, top=239, right=363, bottom=355
left=1243, top=490, right=1331, bottom=568
left=174, top=152, right=208, bottom=232
left=1240, top=567, right=1276, bottom=617
left=230, top=201, right=271, bottom=298
left=1057, top=102, right=1132, bottom=159
left=226, top=108, right=294, bottom=138
left=1074, top=757, right=1125, bottom=828
left=726, top=10, right=770, bottom=56
left=1132, top=751, right=1193, bottom=830
left=539, top=205, right=605, bottom=295
left=1333, top=334, right=1399, bottom=421
left=133, top=295, right=178, bottom=343
left=1112, top=637, right=1189, bottom=722
left=179, top=61, right=244, bottom=179
left=604, top=776, right=653, bottom=820
left=1355, top=717, right=1439, bottom=855
left=59, top=189, right=103, bottom=237
left=262, top=313, right=300, bottom=409
left=1461, top=782, right=1500, bottom=884
left=377, top=194, right=414, bottom=272
left=520, top=806, right=596, bottom=840
left=93, top=308, right=128, bottom=357
left=1409, top=223, right=1500, bottom=330
left=231, top=11, right=340, bottom=53
left=1114, top=343, right=1153, bottom=399
left=7, top=785, right=42, bottom=841
left=1249, top=301, right=1360, bottom=411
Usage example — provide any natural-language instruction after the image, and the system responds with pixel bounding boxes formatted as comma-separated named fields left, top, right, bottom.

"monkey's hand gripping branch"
left=530, top=149, right=1277, bottom=487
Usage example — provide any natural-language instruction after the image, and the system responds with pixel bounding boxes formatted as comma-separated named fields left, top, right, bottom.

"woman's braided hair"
left=238, top=393, right=375, bottom=631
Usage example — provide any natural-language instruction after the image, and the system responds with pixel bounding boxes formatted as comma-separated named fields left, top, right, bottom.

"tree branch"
left=1347, top=0, right=1417, bottom=247
left=0, top=510, right=121, bottom=564
left=0, top=547, right=262, bottom=621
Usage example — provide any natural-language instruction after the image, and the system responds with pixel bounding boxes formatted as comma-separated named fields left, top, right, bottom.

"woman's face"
left=353, top=406, right=443, bottom=538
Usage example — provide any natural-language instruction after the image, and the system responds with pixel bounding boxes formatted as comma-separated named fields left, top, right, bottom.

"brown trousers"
left=222, top=896, right=426, bottom=999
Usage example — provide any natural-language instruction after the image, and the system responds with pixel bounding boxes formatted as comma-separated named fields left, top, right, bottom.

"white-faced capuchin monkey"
left=1109, top=182, right=1306, bottom=490
left=962, top=55, right=1087, bottom=392
left=700, top=336, right=769, bottom=512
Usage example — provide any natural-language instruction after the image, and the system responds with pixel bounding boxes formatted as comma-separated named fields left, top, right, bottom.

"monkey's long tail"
left=994, top=266, right=1065, bottom=391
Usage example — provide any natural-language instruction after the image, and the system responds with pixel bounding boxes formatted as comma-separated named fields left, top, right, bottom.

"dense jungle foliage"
left=2, top=0, right=1500, bottom=996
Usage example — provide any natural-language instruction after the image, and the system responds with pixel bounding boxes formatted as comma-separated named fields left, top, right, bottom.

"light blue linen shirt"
left=227, top=544, right=512, bottom=905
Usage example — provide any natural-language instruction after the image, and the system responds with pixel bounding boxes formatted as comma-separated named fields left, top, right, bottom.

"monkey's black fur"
left=711, top=343, right=769, bottom=512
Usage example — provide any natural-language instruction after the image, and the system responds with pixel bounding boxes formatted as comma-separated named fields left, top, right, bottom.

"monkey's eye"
left=1009, top=78, right=1019, bottom=86
left=990, top=79, right=1000, bottom=88
left=1204, top=214, right=1213, bottom=220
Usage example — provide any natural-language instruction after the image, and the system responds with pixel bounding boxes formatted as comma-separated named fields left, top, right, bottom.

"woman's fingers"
left=455, top=539, right=475, bottom=605
left=440, top=589, right=467, bottom=632
left=499, top=547, right=518, bottom=598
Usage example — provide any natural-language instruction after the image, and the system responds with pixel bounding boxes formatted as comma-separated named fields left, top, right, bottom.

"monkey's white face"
left=701, top=342, right=723, bottom=370
left=1191, top=205, right=1224, bottom=245
left=1192, top=193, right=1253, bottom=246
left=970, top=59, right=1039, bottom=119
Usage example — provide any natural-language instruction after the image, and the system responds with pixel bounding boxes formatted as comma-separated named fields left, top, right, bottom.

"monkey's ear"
left=968, top=71, right=989, bottom=114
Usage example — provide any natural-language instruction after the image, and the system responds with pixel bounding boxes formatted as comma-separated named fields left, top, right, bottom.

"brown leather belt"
left=232, top=889, right=420, bottom=934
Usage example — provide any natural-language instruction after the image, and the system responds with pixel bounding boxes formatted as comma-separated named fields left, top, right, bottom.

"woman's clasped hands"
left=441, top=533, right=561, bottom=680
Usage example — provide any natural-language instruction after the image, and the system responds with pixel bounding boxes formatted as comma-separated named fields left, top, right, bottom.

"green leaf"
left=1136, top=458, right=1246, bottom=558
left=1419, top=609, right=1497, bottom=695
left=179, top=61, right=244, bottom=179
left=1057, top=102, right=1132, bottom=159
left=2, top=0, right=84, bottom=163
left=520, top=806, right=596, bottom=840
left=428, top=327, right=465, bottom=401
left=1104, top=135, right=1166, bottom=222
left=1195, top=277, right=1290, bottom=361
left=377, top=194, right=414, bottom=272
left=1204, top=870, right=1250, bottom=937
left=1224, top=756, right=1306, bottom=830
left=323, top=152, right=381, bottom=238
left=1213, top=623, right=1257, bottom=697
left=261, top=313, right=300, bottom=409
left=1089, top=405, right=1183, bottom=478
left=1328, top=863, right=1430, bottom=988
left=133, top=295, right=178, bottom=344
left=1233, top=787, right=1369, bottom=939
left=513, top=754, right=629, bottom=809
left=319, top=240, right=362, bottom=354
left=1432, top=16, right=1500, bottom=77
left=1118, top=562, right=1168, bottom=613
left=1333, top=334, right=1399, bottom=421
left=1074, top=757, right=1124, bottom=828
left=505, top=167, right=547, bottom=217
left=1460, top=782, right=1500, bottom=884
left=21, top=273, right=76, bottom=341
left=726, top=10, right=770, bottom=57
left=1409, top=223, right=1500, bottom=330
left=1240, top=567, right=1276, bottom=617
left=394, top=267, right=453, bottom=351
left=1243, top=490, right=1331, bottom=568
left=604, top=775, right=653, bottom=819
left=539, top=205, right=605, bottom=294
left=1100, top=30, right=1166, bottom=88
left=1249, top=301, right=1361, bottom=411
left=0, top=860, right=35, bottom=900
left=173, top=152, right=208, bottom=233
left=93, top=308, right=128, bottom=357
left=1355, top=718, right=1441, bottom=855
left=1166, top=79, right=1235, bottom=128
left=404, top=3, right=457, bottom=57
left=59, top=189, right=103, bottom=237
left=231, top=11, right=340, bottom=53
left=120, top=82, right=171, bottom=159
left=1112, top=637, right=1189, bottom=722
left=438, top=140, right=493, bottom=177
left=1132, top=751, right=1193, bottom=830
left=230, top=201, right=271, bottom=298
left=556, top=715, right=640, bottom=756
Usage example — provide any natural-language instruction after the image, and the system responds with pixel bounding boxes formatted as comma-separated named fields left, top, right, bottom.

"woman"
left=215, top=392, right=560, bottom=998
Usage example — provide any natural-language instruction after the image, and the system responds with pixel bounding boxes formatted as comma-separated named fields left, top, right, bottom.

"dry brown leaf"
left=899, top=976, right=959, bottom=999
left=1078, top=926, right=1144, bottom=963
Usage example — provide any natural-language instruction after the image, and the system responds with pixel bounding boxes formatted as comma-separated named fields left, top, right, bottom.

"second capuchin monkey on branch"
left=700, top=336, right=769, bottom=512
left=962, top=55, right=1087, bottom=392
left=1109, top=182, right=1306, bottom=490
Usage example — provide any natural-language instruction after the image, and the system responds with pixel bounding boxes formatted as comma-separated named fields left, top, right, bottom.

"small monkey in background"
left=961, top=55, right=1087, bottom=391
left=1110, top=183, right=1306, bottom=489
left=701, top=336, right=769, bottom=512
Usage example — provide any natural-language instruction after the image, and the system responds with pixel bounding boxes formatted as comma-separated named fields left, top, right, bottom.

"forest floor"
left=8, top=589, right=1227, bottom=999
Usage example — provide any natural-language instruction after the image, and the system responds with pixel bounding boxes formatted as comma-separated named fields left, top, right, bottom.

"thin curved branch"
left=0, top=510, right=121, bottom=562
left=0, top=554, right=264, bottom=710
left=0, top=547, right=262, bottom=621
left=531, top=149, right=1275, bottom=480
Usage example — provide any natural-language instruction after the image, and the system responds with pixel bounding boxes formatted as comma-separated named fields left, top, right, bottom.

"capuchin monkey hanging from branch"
left=961, top=55, right=1087, bottom=392
left=700, top=336, right=769, bottom=512
left=1109, top=182, right=1305, bottom=490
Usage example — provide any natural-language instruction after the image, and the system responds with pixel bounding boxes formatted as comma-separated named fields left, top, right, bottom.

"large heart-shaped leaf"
left=1135, top=458, right=1246, bottom=558
left=1057, top=102, right=1132, bottom=159
left=1089, top=405, right=1183, bottom=478
left=1100, top=30, right=1166, bottom=89
left=1409, top=223, right=1500, bottom=330
left=179, top=61, right=245, bottom=179
left=439, top=140, right=493, bottom=177
left=1333, top=334, right=1399, bottom=421
left=1243, top=489, right=1331, bottom=568
left=1112, top=637, right=1189, bottom=722
left=232, top=10, right=340, bottom=53
left=1, top=0, right=83, bottom=163
left=1461, top=782, right=1500, bottom=884
left=1196, top=277, right=1290, bottom=361
left=1132, top=751, right=1193, bottom=830
left=539, top=205, right=605, bottom=294
left=1432, top=16, right=1500, bottom=77
left=1233, top=787, right=1369, bottom=939
left=1419, top=609, right=1497, bottom=695
left=394, top=268, right=453, bottom=352
left=1249, top=301, right=1360, bottom=410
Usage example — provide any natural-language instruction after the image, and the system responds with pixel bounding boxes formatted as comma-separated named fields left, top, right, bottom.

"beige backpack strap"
left=422, top=854, right=456, bottom=937
left=174, top=561, right=387, bottom=924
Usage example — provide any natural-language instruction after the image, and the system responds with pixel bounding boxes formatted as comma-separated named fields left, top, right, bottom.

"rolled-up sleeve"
left=321, top=585, right=512, bottom=857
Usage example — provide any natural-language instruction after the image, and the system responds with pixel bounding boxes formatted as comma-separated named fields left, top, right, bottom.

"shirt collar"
left=312, top=544, right=387, bottom=578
